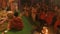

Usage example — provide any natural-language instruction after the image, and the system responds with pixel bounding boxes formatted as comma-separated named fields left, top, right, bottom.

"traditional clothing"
left=7, top=11, right=24, bottom=31
left=8, top=17, right=24, bottom=31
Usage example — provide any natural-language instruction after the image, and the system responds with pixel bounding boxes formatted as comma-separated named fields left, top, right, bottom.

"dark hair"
left=6, top=6, right=11, bottom=11
left=14, top=11, right=19, bottom=17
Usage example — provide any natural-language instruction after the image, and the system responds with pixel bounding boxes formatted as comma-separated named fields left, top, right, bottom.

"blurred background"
left=0, top=0, right=60, bottom=34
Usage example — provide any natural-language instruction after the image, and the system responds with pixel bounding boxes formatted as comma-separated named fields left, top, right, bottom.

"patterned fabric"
left=9, top=17, right=24, bottom=31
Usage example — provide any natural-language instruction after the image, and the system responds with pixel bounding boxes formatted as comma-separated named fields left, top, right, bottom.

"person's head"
left=7, top=11, right=14, bottom=19
left=14, top=11, right=19, bottom=17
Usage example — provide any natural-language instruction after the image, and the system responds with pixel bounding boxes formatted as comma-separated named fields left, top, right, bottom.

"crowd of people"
left=0, top=0, right=60, bottom=34
left=0, top=0, right=24, bottom=34
left=22, top=0, right=60, bottom=34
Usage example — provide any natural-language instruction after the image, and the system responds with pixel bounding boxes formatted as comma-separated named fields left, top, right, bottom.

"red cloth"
left=40, top=12, right=46, bottom=20
left=54, top=19, right=60, bottom=31
left=45, top=12, right=55, bottom=25
left=9, top=17, right=24, bottom=31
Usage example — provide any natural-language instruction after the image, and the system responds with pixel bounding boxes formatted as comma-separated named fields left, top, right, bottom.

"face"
left=7, top=13, right=14, bottom=19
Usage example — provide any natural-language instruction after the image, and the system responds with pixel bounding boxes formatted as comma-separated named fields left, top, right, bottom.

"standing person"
left=39, top=9, right=47, bottom=33
left=54, top=8, right=60, bottom=33
left=31, top=5, right=37, bottom=22
left=2, top=0, right=7, bottom=10
left=45, top=10, right=55, bottom=26
left=8, top=0, right=16, bottom=11
left=36, top=3, right=41, bottom=21
left=24, top=4, right=30, bottom=17
left=54, top=15, right=60, bottom=34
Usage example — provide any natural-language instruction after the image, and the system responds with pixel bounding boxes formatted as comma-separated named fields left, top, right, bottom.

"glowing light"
left=42, top=26, right=48, bottom=34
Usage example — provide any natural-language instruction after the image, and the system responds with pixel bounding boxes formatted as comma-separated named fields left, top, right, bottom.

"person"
left=31, top=6, right=37, bottom=22
left=39, top=9, right=47, bottom=26
left=13, top=11, right=24, bottom=31
left=45, top=10, right=55, bottom=26
left=54, top=8, right=60, bottom=33
left=7, top=11, right=24, bottom=31
left=2, top=0, right=7, bottom=10
left=1, top=11, right=23, bottom=34
left=0, top=11, right=14, bottom=34
left=8, top=0, right=16, bottom=11
left=54, top=16, right=60, bottom=33
left=23, top=4, right=29, bottom=17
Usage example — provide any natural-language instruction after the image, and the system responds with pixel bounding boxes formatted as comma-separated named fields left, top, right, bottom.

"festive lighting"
left=42, top=26, right=48, bottom=34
